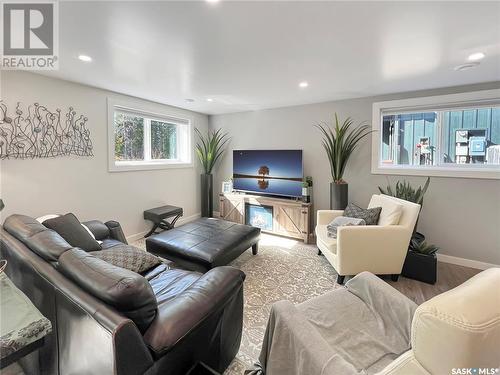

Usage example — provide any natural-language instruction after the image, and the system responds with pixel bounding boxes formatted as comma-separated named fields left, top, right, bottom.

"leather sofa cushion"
left=144, top=266, right=245, bottom=357
left=100, top=238, right=124, bottom=249
left=43, top=213, right=102, bottom=252
left=3, top=214, right=73, bottom=262
left=143, top=263, right=201, bottom=305
left=59, top=248, right=158, bottom=333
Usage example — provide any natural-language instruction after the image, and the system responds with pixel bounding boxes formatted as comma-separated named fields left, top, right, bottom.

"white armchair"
left=378, top=267, right=500, bottom=374
left=315, top=194, right=421, bottom=284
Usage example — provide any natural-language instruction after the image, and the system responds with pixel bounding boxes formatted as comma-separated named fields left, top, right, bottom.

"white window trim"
left=107, top=98, right=194, bottom=172
left=371, top=89, right=500, bottom=180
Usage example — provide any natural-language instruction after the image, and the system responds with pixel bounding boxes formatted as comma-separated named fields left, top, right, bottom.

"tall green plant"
left=195, top=128, right=230, bottom=174
left=316, top=114, right=372, bottom=183
left=378, top=177, right=430, bottom=206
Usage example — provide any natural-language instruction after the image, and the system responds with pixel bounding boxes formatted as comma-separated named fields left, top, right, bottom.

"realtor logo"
left=1, top=1, right=58, bottom=69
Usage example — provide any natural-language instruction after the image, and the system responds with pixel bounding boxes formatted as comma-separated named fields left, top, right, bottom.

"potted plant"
left=302, top=176, right=313, bottom=203
left=195, top=128, right=230, bottom=217
left=378, top=177, right=436, bottom=283
left=402, top=240, right=439, bottom=284
left=317, top=114, right=372, bottom=209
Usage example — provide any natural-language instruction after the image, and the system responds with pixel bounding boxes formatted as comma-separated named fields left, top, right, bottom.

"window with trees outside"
left=372, top=90, right=500, bottom=179
left=108, top=102, right=191, bottom=171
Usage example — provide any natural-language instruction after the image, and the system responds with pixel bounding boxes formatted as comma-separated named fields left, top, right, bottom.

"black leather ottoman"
left=146, top=217, right=261, bottom=272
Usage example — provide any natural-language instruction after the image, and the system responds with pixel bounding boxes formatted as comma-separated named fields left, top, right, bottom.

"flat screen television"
left=233, top=150, right=303, bottom=198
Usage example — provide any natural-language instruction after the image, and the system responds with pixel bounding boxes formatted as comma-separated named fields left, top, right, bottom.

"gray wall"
left=209, top=82, right=500, bottom=265
left=0, top=71, right=208, bottom=237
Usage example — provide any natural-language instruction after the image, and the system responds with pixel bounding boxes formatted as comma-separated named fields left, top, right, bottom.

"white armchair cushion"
left=315, top=225, right=338, bottom=254
left=368, top=195, right=404, bottom=226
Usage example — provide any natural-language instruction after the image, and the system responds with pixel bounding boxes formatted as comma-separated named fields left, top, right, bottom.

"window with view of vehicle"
left=372, top=90, right=500, bottom=179
left=108, top=101, right=192, bottom=171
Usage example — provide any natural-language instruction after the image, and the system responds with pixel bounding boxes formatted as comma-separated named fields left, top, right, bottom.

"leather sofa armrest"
left=82, top=220, right=110, bottom=241
left=143, top=266, right=245, bottom=356
left=105, top=220, right=128, bottom=244
left=316, top=210, right=344, bottom=225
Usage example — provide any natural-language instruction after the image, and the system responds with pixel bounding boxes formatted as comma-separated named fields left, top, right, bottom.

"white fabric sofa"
left=315, top=194, right=421, bottom=284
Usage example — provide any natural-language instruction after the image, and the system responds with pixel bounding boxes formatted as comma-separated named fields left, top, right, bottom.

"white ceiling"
left=41, top=1, right=500, bottom=115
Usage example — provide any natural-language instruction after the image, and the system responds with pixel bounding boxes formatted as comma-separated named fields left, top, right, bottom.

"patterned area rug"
left=224, top=234, right=341, bottom=374
left=134, top=234, right=340, bottom=375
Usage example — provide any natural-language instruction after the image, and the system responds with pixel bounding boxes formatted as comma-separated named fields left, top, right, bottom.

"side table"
left=143, top=205, right=183, bottom=238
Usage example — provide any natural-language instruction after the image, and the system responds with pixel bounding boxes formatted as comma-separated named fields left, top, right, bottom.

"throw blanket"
left=327, top=216, right=366, bottom=238
left=246, top=272, right=417, bottom=375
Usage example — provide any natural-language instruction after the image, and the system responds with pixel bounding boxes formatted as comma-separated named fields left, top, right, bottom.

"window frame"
left=107, top=98, right=193, bottom=172
left=371, top=89, right=500, bottom=180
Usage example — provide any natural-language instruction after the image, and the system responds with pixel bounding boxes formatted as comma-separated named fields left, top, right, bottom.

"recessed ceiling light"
left=78, top=55, right=92, bottom=62
left=206, top=0, right=219, bottom=3
left=207, top=98, right=214, bottom=102
left=468, top=52, right=485, bottom=61
left=454, top=62, right=480, bottom=71
left=299, top=81, right=309, bottom=88
left=185, top=98, right=195, bottom=103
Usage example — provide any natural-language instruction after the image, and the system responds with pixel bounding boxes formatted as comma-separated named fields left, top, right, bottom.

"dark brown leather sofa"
left=0, top=214, right=245, bottom=375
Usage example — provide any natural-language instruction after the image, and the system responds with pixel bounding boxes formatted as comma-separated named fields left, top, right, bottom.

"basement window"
left=108, top=99, right=192, bottom=172
left=372, top=90, right=500, bottom=179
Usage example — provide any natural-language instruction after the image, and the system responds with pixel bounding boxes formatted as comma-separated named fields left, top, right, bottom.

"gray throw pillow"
left=91, top=245, right=161, bottom=274
left=43, top=213, right=102, bottom=252
left=327, top=216, right=366, bottom=238
left=343, top=203, right=382, bottom=225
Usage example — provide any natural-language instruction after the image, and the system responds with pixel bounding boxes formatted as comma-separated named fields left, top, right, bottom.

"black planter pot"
left=402, top=250, right=437, bottom=284
left=200, top=174, right=213, bottom=218
left=330, top=182, right=348, bottom=210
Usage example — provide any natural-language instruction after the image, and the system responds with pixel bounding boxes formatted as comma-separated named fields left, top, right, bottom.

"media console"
left=219, top=192, right=313, bottom=243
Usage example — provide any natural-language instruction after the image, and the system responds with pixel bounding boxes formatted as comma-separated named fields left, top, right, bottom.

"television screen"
left=233, top=150, right=303, bottom=197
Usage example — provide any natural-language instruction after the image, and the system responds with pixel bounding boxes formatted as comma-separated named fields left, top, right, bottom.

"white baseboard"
left=437, top=253, right=499, bottom=270
left=126, top=212, right=201, bottom=243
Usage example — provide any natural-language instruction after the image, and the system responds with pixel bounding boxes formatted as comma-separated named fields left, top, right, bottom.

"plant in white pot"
left=316, top=114, right=372, bottom=209
left=195, top=128, right=230, bottom=217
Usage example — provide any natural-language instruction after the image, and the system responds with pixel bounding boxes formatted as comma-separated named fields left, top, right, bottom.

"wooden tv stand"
left=219, top=192, right=313, bottom=243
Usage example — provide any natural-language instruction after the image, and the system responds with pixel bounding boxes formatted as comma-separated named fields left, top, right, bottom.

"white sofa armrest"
left=316, top=210, right=344, bottom=225
left=336, top=225, right=411, bottom=275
